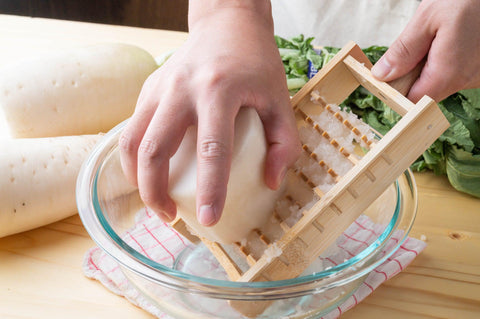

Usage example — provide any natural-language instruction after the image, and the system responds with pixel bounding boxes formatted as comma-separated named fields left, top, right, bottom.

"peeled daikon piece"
left=169, top=108, right=284, bottom=244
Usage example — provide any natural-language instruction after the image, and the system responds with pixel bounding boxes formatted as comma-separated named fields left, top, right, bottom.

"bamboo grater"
left=170, top=41, right=449, bottom=316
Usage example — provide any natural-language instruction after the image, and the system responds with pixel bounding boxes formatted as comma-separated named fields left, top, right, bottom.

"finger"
left=407, top=35, right=460, bottom=102
left=118, top=71, right=165, bottom=187
left=118, top=99, right=157, bottom=187
left=195, top=98, right=237, bottom=227
left=259, top=99, right=301, bottom=190
left=137, top=101, right=193, bottom=222
left=371, top=10, right=434, bottom=82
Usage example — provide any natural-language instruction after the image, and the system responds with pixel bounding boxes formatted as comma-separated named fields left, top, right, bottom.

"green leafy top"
left=275, top=35, right=323, bottom=93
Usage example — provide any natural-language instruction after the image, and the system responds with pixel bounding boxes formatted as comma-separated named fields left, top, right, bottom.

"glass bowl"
left=77, top=120, right=418, bottom=319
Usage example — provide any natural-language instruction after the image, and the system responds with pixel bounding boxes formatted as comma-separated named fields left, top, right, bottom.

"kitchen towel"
left=83, top=208, right=426, bottom=318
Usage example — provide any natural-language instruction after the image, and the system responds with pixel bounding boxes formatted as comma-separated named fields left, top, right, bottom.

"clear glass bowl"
left=77, top=120, right=418, bottom=319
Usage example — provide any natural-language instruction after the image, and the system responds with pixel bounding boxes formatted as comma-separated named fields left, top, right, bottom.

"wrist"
left=188, top=0, right=273, bottom=32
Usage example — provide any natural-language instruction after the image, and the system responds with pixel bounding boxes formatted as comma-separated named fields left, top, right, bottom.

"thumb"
left=372, top=16, right=434, bottom=82
left=260, top=102, right=301, bottom=191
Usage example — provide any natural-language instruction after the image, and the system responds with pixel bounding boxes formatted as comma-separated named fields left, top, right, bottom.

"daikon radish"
left=0, top=134, right=102, bottom=238
left=169, top=108, right=284, bottom=244
left=0, top=43, right=158, bottom=138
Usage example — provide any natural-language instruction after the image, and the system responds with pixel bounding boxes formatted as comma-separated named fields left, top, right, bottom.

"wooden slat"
left=343, top=55, right=415, bottom=116
left=169, top=217, right=200, bottom=244
left=202, top=240, right=242, bottom=281
left=291, top=41, right=372, bottom=108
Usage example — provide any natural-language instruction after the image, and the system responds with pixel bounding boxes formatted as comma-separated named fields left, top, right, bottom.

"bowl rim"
left=77, top=120, right=418, bottom=299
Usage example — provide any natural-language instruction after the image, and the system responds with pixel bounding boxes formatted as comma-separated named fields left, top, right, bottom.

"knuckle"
left=118, top=133, right=138, bottom=156
left=137, top=138, right=165, bottom=168
left=274, top=140, right=302, bottom=167
left=168, top=69, right=189, bottom=89
left=277, top=131, right=301, bottom=157
left=199, top=62, right=231, bottom=91
left=392, top=37, right=413, bottom=60
left=138, top=138, right=159, bottom=156
left=203, top=73, right=225, bottom=92
left=198, top=138, right=229, bottom=162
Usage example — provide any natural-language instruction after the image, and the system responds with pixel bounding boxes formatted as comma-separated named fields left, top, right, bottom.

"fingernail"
left=198, top=204, right=217, bottom=226
left=156, top=209, right=173, bottom=222
left=276, top=167, right=288, bottom=190
left=372, top=58, right=392, bottom=80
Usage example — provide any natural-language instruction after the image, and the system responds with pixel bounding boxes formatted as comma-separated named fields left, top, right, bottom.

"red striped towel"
left=83, top=208, right=426, bottom=318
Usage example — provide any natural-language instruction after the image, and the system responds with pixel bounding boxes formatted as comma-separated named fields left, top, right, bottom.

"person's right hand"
left=119, top=0, right=300, bottom=227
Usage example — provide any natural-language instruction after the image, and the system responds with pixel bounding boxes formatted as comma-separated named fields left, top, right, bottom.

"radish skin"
left=0, top=43, right=158, bottom=138
left=0, top=134, right=102, bottom=238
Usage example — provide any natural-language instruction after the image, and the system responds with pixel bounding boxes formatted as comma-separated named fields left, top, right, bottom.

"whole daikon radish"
left=0, top=43, right=158, bottom=138
left=169, top=108, right=284, bottom=244
left=0, top=134, right=102, bottom=238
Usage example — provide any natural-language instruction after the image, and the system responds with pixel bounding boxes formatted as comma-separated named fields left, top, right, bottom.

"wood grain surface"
left=0, top=15, right=479, bottom=319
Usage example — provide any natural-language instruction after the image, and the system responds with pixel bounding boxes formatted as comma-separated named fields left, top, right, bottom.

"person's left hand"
left=372, top=0, right=480, bottom=102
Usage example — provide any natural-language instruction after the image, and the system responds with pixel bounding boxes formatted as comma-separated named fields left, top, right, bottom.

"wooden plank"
left=344, top=284, right=480, bottom=319
left=169, top=217, right=200, bottom=244
left=343, top=55, right=415, bottom=116
left=291, top=41, right=371, bottom=109
left=0, top=14, right=188, bottom=64
left=202, top=240, right=243, bottom=281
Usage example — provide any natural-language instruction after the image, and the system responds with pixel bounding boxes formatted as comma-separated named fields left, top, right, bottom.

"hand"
left=372, top=0, right=480, bottom=102
left=119, top=0, right=300, bottom=226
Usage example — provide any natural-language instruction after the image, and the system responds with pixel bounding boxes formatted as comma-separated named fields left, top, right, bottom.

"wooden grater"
left=170, top=41, right=449, bottom=316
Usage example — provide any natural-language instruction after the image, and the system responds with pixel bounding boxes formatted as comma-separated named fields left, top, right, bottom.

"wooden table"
left=0, top=15, right=479, bottom=319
